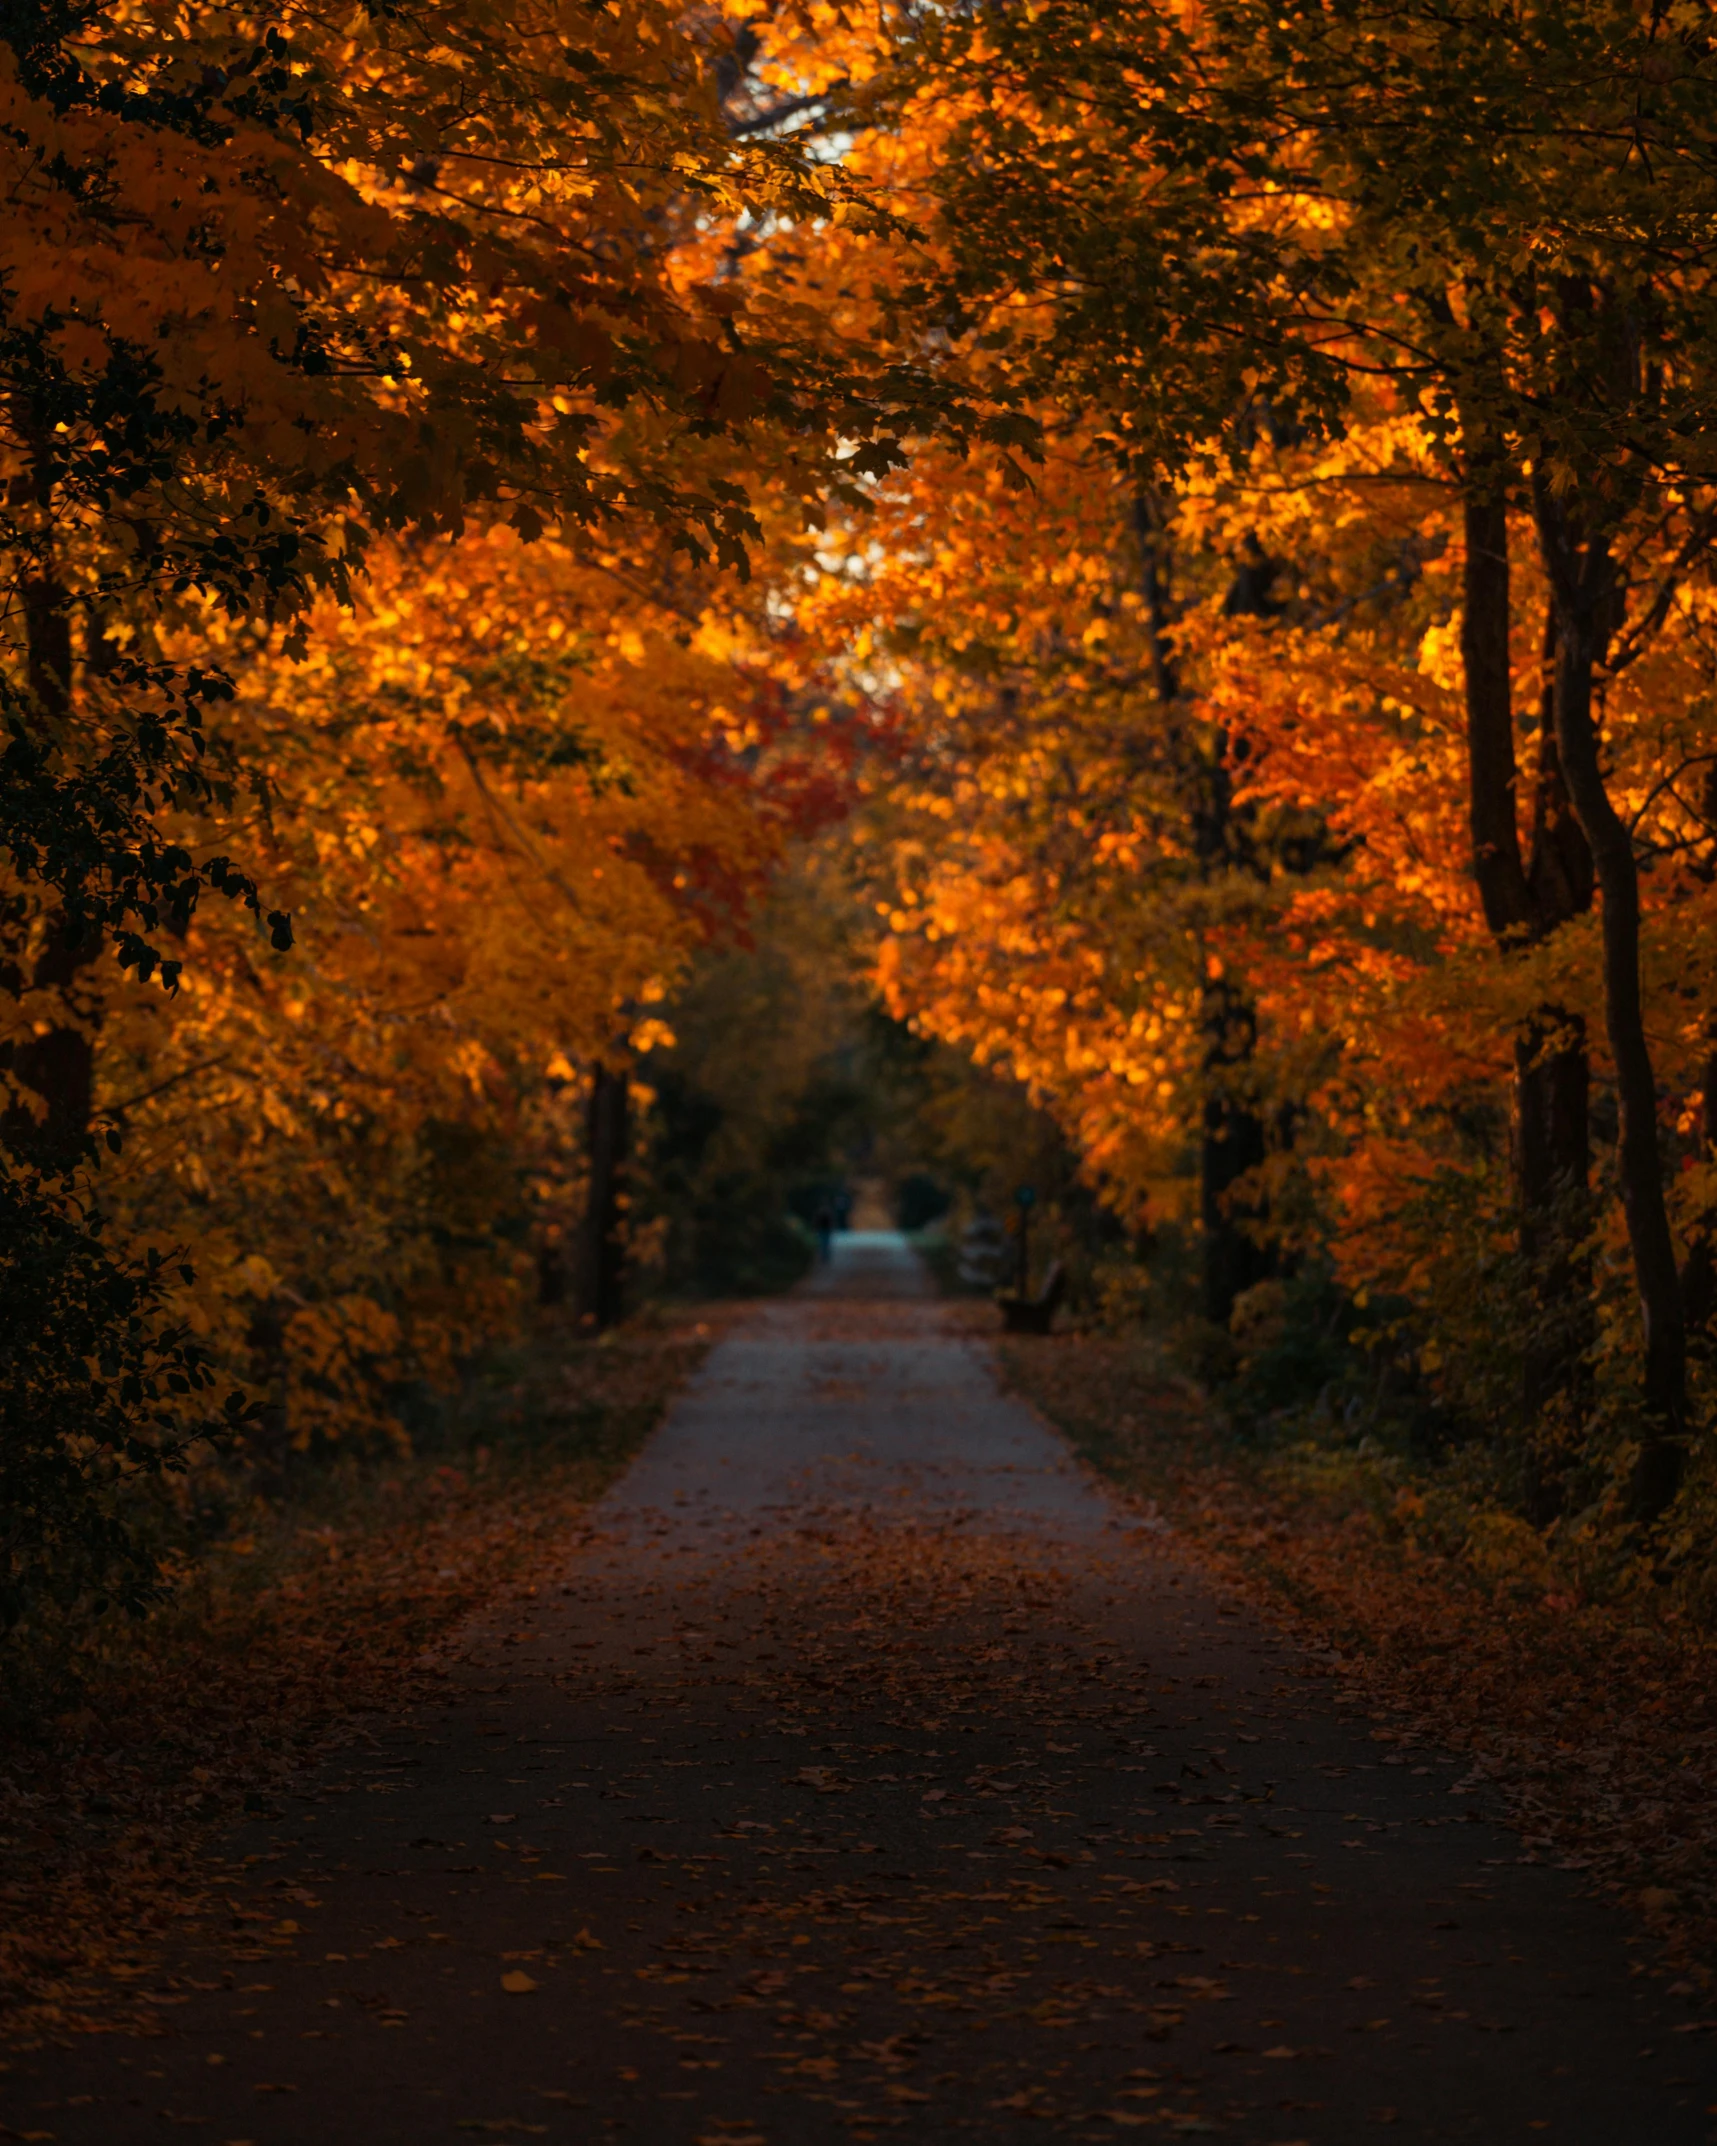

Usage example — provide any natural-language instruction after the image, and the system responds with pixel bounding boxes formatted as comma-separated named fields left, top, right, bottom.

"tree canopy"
left=7, top=0, right=1717, bottom=1640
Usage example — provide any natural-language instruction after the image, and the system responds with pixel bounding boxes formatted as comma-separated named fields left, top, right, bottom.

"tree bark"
left=537, top=1232, right=569, bottom=1308
left=3, top=540, right=98, bottom=1171
left=1460, top=489, right=1534, bottom=936
left=1679, top=1026, right=1717, bottom=1339
left=579, top=1061, right=630, bottom=1330
left=1678, top=768, right=1717, bottom=1339
left=1201, top=980, right=1272, bottom=1324
left=5, top=924, right=100, bottom=1169
left=1515, top=614, right=1598, bottom=1495
left=1532, top=483, right=1685, bottom=1520
left=1137, top=494, right=1282, bottom=1327
left=1513, top=1008, right=1590, bottom=1521
left=245, top=1291, right=295, bottom=1473
left=1460, top=487, right=1595, bottom=1457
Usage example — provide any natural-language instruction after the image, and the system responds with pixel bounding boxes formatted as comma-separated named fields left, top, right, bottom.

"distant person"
left=814, top=1201, right=835, bottom=1263
left=834, top=1188, right=852, bottom=1232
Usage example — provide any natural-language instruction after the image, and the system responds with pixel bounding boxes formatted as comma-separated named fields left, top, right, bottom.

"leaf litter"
left=0, top=1324, right=716, bottom=2043
left=998, top=1330, right=1717, bottom=1984
left=2, top=1290, right=1710, bottom=2144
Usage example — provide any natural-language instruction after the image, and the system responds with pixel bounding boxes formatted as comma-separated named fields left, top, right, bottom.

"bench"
left=998, top=1258, right=1067, bottom=1335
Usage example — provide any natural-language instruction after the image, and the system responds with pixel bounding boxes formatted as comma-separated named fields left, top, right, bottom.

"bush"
left=0, top=1168, right=252, bottom=1637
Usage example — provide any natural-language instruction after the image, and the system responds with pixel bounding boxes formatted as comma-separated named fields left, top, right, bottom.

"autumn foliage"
left=0, top=0, right=893, bottom=1632
left=6, top=0, right=1717, bottom=1647
left=781, top=0, right=1717, bottom=1587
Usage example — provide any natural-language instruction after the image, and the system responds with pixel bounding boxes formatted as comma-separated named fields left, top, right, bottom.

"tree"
left=76, top=511, right=848, bottom=1447
left=2, top=0, right=953, bottom=1131
left=0, top=0, right=911, bottom=1614
left=856, top=0, right=1717, bottom=1512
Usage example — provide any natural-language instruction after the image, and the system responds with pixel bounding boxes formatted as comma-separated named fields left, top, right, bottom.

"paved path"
left=8, top=1234, right=1712, bottom=2143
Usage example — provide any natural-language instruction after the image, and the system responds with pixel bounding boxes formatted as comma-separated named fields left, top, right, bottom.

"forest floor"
left=0, top=1313, right=723, bottom=2046
left=2, top=1235, right=1712, bottom=2144
left=998, top=1331, right=1717, bottom=1991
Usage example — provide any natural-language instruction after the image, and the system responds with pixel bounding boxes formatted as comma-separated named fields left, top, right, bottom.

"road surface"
left=7, top=1233, right=1711, bottom=2143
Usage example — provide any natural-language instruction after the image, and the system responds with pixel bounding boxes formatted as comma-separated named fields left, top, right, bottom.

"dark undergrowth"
left=0, top=1312, right=719, bottom=2043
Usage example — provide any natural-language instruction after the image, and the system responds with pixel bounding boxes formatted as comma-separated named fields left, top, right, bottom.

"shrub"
left=0, top=1168, right=253, bottom=1637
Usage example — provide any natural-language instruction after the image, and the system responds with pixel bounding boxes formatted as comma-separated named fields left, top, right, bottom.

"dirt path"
left=8, top=1236, right=1712, bottom=2143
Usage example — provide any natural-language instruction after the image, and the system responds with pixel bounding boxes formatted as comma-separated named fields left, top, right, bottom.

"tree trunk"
left=1460, top=487, right=1595, bottom=1448
left=1515, top=615, right=1597, bottom=1480
left=1514, top=1016, right=1590, bottom=1321
left=1460, top=489, right=1534, bottom=937
left=1680, top=1026, right=1717, bottom=1339
left=3, top=552, right=98, bottom=1172
left=1201, top=979, right=1272, bottom=1325
left=245, top=1291, right=294, bottom=1473
left=537, top=1233, right=569, bottom=1308
left=5, top=924, right=100, bottom=1170
left=1191, top=711, right=1273, bottom=1326
left=579, top=1061, right=630, bottom=1330
left=1678, top=768, right=1717, bottom=1338
left=1514, top=1010, right=1590, bottom=1520
left=1532, top=485, right=1685, bottom=1520
left=1138, top=494, right=1282, bottom=1328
